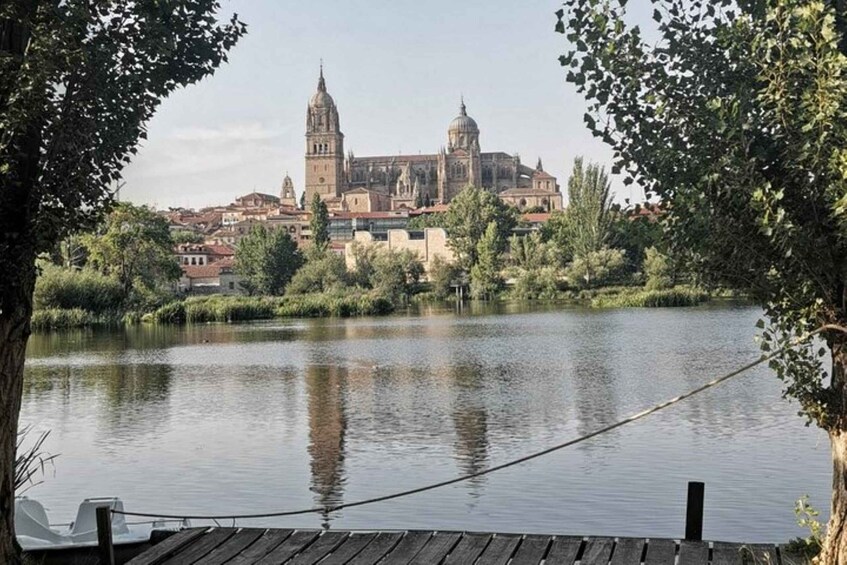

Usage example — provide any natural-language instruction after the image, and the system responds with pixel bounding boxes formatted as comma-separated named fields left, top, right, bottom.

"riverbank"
left=30, top=284, right=727, bottom=331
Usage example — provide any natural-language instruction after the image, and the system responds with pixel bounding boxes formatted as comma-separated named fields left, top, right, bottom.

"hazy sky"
left=121, top=1, right=651, bottom=210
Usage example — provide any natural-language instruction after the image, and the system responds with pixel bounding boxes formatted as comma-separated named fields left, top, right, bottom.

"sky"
left=121, top=0, right=652, bottom=210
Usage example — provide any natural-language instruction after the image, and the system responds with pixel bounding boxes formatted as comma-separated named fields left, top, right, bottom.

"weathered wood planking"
left=129, top=528, right=792, bottom=565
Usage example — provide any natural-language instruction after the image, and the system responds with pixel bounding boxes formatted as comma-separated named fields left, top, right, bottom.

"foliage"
left=172, top=231, right=205, bottom=245
left=235, top=225, right=302, bottom=295
left=511, top=267, right=562, bottom=300
left=590, top=287, right=710, bottom=309
left=563, top=157, right=615, bottom=258
left=309, top=193, right=330, bottom=250
left=408, top=213, right=448, bottom=230
left=15, top=427, right=56, bottom=494
left=370, top=249, right=425, bottom=300
left=428, top=255, right=462, bottom=300
left=785, top=495, right=824, bottom=561
left=146, top=292, right=394, bottom=323
left=609, top=210, right=664, bottom=273
left=34, top=265, right=123, bottom=314
left=83, top=203, right=181, bottom=304
left=510, top=232, right=554, bottom=271
left=558, top=0, right=847, bottom=430
left=348, top=241, right=380, bottom=288
left=30, top=308, right=116, bottom=330
left=644, top=247, right=675, bottom=291
left=564, top=247, right=627, bottom=289
left=508, top=232, right=562, bottom=299
left=50, top=236, right=88, bottom=269
left=445, top=185, right=517, bottom=270
left=286, top=251, right=349, bottom=295
left=300, top=192, right=307, bottom=210
left=470, top=222, right=505, bottom=299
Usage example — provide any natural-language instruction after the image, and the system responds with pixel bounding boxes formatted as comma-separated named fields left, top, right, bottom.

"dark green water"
left=19, top=302, right=829, bottom=541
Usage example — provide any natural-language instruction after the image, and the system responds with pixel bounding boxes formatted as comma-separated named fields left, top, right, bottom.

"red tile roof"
left=522, top=213, right=552, bottom=223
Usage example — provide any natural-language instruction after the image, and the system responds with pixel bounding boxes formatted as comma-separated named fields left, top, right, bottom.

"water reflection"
left=451, top=365, right=490, bottom=493
left=305, top=365, right=348, bottom=527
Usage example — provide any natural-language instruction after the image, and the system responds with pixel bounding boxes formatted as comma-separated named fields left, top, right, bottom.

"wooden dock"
left=125, top=528, right=803, bottom=565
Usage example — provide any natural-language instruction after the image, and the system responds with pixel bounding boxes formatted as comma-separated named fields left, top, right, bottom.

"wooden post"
left=96, top=505, right=115, bottom=565
left=685, top=481, right=705, bottom=541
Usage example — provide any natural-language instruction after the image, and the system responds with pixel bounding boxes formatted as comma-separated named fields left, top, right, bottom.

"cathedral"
left=302, top=66, right=562, bottom=213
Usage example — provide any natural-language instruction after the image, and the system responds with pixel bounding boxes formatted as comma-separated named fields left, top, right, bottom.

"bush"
left=34, top=265, right=124, bottom=314
left=644, top=247, right=675, bottom=291
left=429, top=255, right=462, bottom=300
left=286, top=251, right=349, bottom=294
left=590, top=287, right=710, bottom=308
left=511, top=266, right=563, bottom=300
left=564, top=247, right=628, bottom=289
left=31, top=308, right=118, bottom=330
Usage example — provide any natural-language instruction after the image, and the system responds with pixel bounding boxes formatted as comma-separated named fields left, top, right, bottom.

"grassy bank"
left=144, top=292, right=395, bottom=324
left=589, top=286, right=711, bottom=308
left=30, top=308, right=129, bottom=331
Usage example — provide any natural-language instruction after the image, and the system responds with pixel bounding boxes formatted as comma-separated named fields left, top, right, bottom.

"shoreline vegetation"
left=31, top=285, right=727, bottom=331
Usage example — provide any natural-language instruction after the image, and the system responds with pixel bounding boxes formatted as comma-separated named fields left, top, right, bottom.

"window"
left=319, top=177, right=325, bottom=183
left=199, top=257, right=204, bottom=265
left=191, top=257, right=196, bottom=265
left=228, top=282, right=235, bottom=290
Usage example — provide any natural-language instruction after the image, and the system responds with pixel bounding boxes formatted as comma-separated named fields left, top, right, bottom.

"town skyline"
left=118, top=0, right=654, bottom=211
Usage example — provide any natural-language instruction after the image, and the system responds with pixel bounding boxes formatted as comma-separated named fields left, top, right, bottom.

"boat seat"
left=70, top=497, right=130, bottom=542
left=14, top=498, right=65, bottom=544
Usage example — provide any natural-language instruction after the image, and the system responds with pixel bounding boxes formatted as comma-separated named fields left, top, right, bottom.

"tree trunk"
left=0, top=264, right=35, bottom=565
left=820, top=345, right=847, bottom=565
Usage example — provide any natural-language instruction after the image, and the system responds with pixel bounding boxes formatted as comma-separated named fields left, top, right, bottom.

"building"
left=178, top=257, right=244, bottom=295
left=235, top=192, right=280, bottom=208
left=303, top=67, right=563, bottom=212
left=175, top=243, right=235, bottom=267
left=345, top=228, right=455, bottom=275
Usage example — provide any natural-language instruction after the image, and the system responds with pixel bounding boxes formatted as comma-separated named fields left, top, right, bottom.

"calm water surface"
left=20, top=303, right=831, bottom=542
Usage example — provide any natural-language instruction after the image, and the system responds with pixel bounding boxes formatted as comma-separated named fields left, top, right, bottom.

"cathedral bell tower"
left=305, top=64, right=345, bottom=203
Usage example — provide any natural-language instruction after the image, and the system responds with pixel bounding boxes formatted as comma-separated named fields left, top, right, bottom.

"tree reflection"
left=450, top=364, right=490, bottom=494
left=305, top=364, right=348, bottom=527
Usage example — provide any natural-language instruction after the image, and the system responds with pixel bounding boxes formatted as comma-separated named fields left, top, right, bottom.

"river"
left=19, top=302, right=830, bottom=542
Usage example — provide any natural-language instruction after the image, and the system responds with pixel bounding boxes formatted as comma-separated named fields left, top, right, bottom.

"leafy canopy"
left=309, top=193, right=330, bottom=250
left=445, top=185, right=517, bottom=270
left=236, top=225, right=303, bottom=296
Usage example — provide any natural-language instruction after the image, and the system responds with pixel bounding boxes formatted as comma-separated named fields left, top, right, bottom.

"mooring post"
left=685, top=481, right=705, bottom=541
left=96, top=505, right=115, bottom=565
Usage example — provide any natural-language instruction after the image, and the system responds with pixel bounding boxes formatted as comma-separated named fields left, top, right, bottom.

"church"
left=301, top=67, right=563, bottom=213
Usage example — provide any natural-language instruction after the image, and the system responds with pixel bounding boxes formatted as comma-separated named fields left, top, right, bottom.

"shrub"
left=590, top=287, right=710, bottom=308
left=644, top=247, right=675, bottom=291
left=34, top=265, right=123, bottom=314
left=286, top=251, right=349, bottom=294
left=31, top=308, right=105, bottom=330
left=428, top=255, right=461, bottom=300
left=564, top=247, right=627, bottom=289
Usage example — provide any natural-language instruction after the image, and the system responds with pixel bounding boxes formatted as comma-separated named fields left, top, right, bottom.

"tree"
left=407, top=212, right=448, bottom=230
left=558, top=2, right=847, bottom=562
left=428, top=255, right=461, bottom=300
left=643, top=247, right=675, bottom=291
left=348, top=241, right=380, bottom=288
left=83, top=203, right=181, bottom=303
left=445, top=185, right=517, bottom=270
left=310, top=193, right=330, bottom=250
left=554, top=157, right=615, bottom=260
left=371, top=249, right=425, bottom=300
left=564, top=247, right=627, bottom=290
left=172, top=230, right=205, bottom=245
left=0, top=3, right=243, bottom=560
left=470, top=221, right=505, bottom=299
left=235, top=225, right=302, bottom=295
left=286, top=252, right=349, bottom=295
left=300, top=191, right=307, bottom=210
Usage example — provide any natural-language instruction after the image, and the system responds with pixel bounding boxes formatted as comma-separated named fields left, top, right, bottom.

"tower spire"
left=460, top=94, right=467, bottom=116
left=318, top=59, right=326, bottom=92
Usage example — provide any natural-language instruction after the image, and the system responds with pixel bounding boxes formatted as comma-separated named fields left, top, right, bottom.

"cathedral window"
left=191, top=257, right=196, bottom=265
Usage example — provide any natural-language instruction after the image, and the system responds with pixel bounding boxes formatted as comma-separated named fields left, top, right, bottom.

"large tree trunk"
left=0, top=264, right=35, bottom=565
left=820, top=344, right=847, bottom=565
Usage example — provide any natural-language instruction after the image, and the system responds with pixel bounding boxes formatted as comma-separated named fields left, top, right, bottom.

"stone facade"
left=345, top=228, right=455, bottom=275
left=303, top=68, right=562, bottom=212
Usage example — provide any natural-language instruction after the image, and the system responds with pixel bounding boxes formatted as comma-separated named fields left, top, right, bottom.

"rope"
left=112, top=325, right=837, bottom=522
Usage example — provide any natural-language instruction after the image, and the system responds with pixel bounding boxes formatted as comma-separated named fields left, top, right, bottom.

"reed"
left=590, top=287, right=711, bottom=308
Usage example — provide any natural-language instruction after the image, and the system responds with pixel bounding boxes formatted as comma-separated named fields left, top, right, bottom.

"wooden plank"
left=377, top=532, right=433, bottom=565
left=579, top=538, right=615, bottom=565
left=712, top=542, right=744, bottom=565
left=678, top=540, right=709, bottom=565
left=408, top=532, right=462, bottom=565
left=225, top=529, right=294, bottom=565
left=126, top=528, right=209, bottom=565
left=254, top=530, right=321, bottom=565
left=318, top=532, right=377, bottom=565
left=160, top=528, right=237, bottom=565
left=443, top=533, right=492, bottom=565
left=611, top=538, right=646, bottom=565
left=286, top=531, right=351, bottom=565
left=545, top=537, right=585, bottom=565
left=345, top=532, right=404, bottom=565
left=644, top=539, right=676, bottom=565
left=199, top=529, right=267, bottom=565
left=509, top=535, right=553, bottom=565
left=475, top=534, right=522, bottom=565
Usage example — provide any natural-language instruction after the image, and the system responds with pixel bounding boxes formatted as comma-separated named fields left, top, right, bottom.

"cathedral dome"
left=448, top=100, right=479, bottom=134
left=309, top=66, right=335, bottom=108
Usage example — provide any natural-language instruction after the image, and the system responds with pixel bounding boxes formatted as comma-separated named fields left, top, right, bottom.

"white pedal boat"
left=15, top=496, right=186, bottom=551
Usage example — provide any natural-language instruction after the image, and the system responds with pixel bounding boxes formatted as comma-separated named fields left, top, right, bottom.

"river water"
left=19, top=302, right=831, bottom=542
